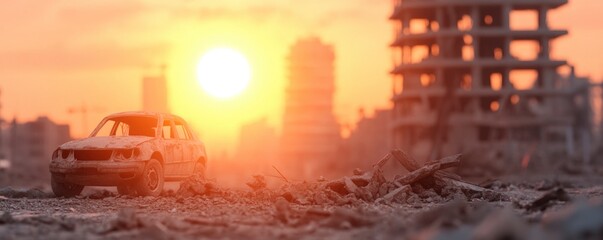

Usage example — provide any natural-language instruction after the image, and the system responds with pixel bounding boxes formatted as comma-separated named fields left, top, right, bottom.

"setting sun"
left=196, top=48, right=252, bottom=99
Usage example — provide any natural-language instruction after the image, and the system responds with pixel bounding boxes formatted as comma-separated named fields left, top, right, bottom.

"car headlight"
left=61, top=150, right=71, bottom=159
left=117, top=148, right=140, bottom=160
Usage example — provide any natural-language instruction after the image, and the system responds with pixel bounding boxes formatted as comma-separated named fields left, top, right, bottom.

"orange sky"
left=0, top=0, right=602, bottom=155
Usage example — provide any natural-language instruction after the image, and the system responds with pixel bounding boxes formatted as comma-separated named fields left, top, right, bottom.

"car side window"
left=162, top=120, right=175, bottom=140
left=95, top=120, right=116, bottom=137
left=174, top=122, right=190, bottom=140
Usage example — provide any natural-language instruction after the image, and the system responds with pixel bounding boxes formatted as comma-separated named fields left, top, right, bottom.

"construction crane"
left=67, top=104, right=104, bottom=138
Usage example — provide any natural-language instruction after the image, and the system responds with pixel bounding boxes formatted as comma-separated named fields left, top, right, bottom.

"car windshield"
left=92, top=116, right=158, bottom=137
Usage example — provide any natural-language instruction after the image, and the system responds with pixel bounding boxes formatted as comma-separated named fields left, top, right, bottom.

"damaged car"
left=49, top=112, right=207, bottom=197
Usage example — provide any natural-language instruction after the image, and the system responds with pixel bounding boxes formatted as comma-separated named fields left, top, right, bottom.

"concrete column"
left=436, top=68, right=444, bottom=88
left=502, top=4, right=511, bottom=29
left=400, top=43, right=405, bottom=64
left=472, top=66, right=481, bottom=89
left=582, top=128, right=591, bottom=164
left=542, top=67, right=553, bottom=89
left=471, top=6, right=479, bottom=30
left=504, top=37, right=511, bottom=59
left=403, top=15, right=410, bottom=33
left=472, top=22, right=480, bottom=59
left=566, top=126, right=575, bottom=156
left=540, top=38, right=550, bottom=59
left=436, top=7, right=444, bottom=29
left=539, top=6, right=549, bottom=29
left=502, top=4, right=512, bottom=59
left=503, top=67, right=511, bottom=89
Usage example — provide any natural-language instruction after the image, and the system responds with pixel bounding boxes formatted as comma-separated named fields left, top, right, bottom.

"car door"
left=174, top=119, right=196, bottom=175
left=161, top=119, right=182, bottom=176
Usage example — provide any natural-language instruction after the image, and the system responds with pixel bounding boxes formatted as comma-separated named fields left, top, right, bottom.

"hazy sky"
left=0, top=0, right=602, bottom=154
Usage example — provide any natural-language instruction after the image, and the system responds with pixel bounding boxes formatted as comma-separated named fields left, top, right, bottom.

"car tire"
left=51, top=175, right=84, bottom=198
left=134, top=159, right=164, bottom=197
left=193, top=161, right=205, bottom=179
left=117, top=183, right=137, bottom=196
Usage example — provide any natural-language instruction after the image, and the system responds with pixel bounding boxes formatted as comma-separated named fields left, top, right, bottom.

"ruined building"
left=281, top=37, right=341, bottom=178
left=389, top=0, right=592, bottom=164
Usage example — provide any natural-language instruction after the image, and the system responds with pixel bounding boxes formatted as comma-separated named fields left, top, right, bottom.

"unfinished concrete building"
left=389, top=0, right=592, bottom=165
left=281, top=37, right=341, bottom=178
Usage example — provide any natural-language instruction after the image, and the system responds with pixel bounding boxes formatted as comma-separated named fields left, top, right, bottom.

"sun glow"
left=196, top=48, right=251, bottom=99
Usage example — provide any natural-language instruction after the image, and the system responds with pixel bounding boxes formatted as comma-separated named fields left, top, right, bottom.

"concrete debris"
left=314, top=149, right=504, bottom=205
left=106, top=208, right=146, bottom=232
left=177, top=175, right=221, bottom=197
left=258, top=149, right=504, bottom=207
left=0, top=148, right=600, bottom=239
left=376, top=185, right=411, bottom=204
left=85, top=189, right=116, bottom=200
left=353, top=168, right=364, bottom=176
left=0, top=167, right=600, bottom=239
left=526, top=187, right=571, bottom=212
left=273, top=197, right=292, bottom=224
left=273, top=195, right=377, bottom=229
left=246, top=175, right=267, bottom=191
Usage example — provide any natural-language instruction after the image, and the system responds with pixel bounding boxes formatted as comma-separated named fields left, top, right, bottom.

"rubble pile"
left=0, top=149, right=601, bottom=240
left=389, top=198, right=603, bottom=240
left=176, top=174, right=223, bottom=197
left=275, top=149, right=505, bottom=205
left=271, top=196, right=379, bottom=229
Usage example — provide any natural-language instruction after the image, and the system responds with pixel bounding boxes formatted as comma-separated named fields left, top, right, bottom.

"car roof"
left=106, top=111, right=184, bottom=121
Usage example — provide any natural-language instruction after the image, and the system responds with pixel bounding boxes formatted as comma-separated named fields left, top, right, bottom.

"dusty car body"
left=49, top=112, right=207, bottom=197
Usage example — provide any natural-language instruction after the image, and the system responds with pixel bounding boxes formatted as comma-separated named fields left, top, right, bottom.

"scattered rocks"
left=0, top=148, right=600, bottom=239
left=177, top=175, right=221, bottom=197
left=526, top=187, right=571, bottom=212
left=246, top=175, right=267, bottom=191
left=85, top=189, right=116, bottom=200
left=107, top=208, right=145, bottom=231
left=0, top=187, right=53, bottom=199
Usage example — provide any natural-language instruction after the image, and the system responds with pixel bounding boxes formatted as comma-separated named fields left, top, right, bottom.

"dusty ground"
left=0, top=172, right=602, bottom=240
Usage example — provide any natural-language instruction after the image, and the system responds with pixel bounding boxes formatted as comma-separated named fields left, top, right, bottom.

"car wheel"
left=134, top=159, right=164, bottom=197
left=117, top=183, right=137, bottom=196
left=193, top=161, right=205, bottom=179
left=51, top=175, right=84, bottom=198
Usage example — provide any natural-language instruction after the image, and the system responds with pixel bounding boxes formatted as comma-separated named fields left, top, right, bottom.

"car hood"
left=60, top=136, right=154, bottom=150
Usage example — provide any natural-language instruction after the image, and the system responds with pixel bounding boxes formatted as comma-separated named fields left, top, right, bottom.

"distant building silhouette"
left=142, top=66, right=169, bottom=113
left=7, top=116, right=71, bottom=185
left=280, top=37, right=340, bottom=178
left=10, top=116, right=71, bottom=161
left=389, top=0, right=592, bottom=166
